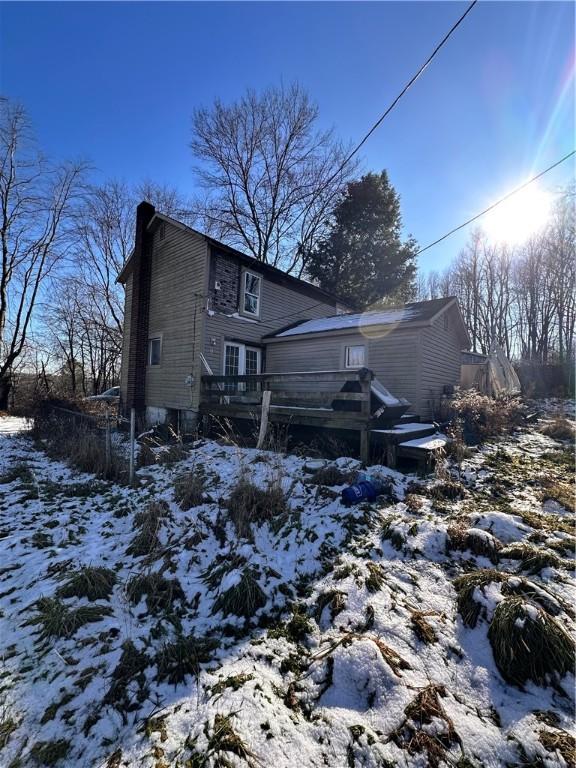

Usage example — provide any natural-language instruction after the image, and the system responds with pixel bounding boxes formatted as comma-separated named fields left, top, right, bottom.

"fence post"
left=105, top=411, right=111, bottom=476
left=256, top=390, right=272, bottom=449
left=129, top=408, right=136, bottom=486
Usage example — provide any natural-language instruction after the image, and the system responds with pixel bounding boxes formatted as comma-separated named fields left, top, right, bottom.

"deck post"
left=256, top=390, right=271, bottom=449
left=358, top=368, right=372, bottom=465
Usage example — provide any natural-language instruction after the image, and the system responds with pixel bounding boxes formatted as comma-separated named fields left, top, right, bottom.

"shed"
left=263, top=296, right=471, bottom=420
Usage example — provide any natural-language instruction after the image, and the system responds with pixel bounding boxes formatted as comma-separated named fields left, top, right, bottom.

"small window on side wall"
left=148, top=337, right=161, bottom=366
left=345, top=345, right=365, bottom=368
left=242, top=271, right=261, bottom=317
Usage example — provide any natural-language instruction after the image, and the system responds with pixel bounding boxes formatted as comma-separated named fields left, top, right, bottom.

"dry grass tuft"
left=226, top=478, right=288, bottom=538
left=430, top=480, right=466, bottom=501
left=156, top=635, right=219, bottom=686
left=446, top=390, right=525, bottom=443
left=410, top=611, right=438, bottom=644
left=315, top=590, right=347, bottom=624
left=174, top=468, right=206, bottom=510
left=57, top=566, right=117, bottom=601
left=126, top=572, right=185, bottom=613
left=30, top=739, right=71, bottom=766
left=541, top=417, right=575, bottom=442
left=391, top=684, right=460, bottom=768
left=127, top=500, right=170, bottom=557
left=365, top=562, right=386, bottom=592
left=453, top=569, right=505, bottom=628
left=539, top=728, right=576, bottom=768
left=104, top=640, right=151, bottom=712
left=447, top=525, right=501, bottom=564
left=370, top=636, right=412, bottom=676
left=308, top=464, right=355, bottom=487
left=212, top=567, right=266, bottom=619
left=487, top=597, right=575, bottom=687
left=27, top=597, right=112, bottom=639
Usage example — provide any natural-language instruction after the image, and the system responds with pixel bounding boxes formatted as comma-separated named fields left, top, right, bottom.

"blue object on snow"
left=341, top=480, right=378, bottom=505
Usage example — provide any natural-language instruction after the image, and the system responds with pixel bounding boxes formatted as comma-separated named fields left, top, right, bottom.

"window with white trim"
left=148, top=337, right=162, bottom=366
left=345, top=344, right=365, bottom=368
left=242, top=271, right=261, bottom=317
left=223, top=342, right=261, bottom=392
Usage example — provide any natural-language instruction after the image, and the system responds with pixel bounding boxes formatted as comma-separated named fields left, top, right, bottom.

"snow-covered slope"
left=0, top=414, right=574, bottom=767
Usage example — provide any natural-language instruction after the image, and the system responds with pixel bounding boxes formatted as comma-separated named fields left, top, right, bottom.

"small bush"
left=226, top=478, right=288, bottom=538
left=488, top=597, right=575, bottom=687
left=212, top=567, right=266, bottom=619
left=57, top=567, right=117, bottom=601
left=541, top=417, right=575, bottom=442
left=126, top=572, right=185, bottom=613
left=127, top=500, right=169, bottom=557
left=365, top=562, right=385, bottom=592
left=156, top=634, right=219, bottom=685
left=447, top=390, right=525, bottom=444
left=174, top=468, right=206, bottom=510
left=27, top=597, right=112, bottom=639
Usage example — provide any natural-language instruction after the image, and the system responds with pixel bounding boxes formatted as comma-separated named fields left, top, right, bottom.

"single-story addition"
left=117, top=202, right=471, bottom=455
left=263, top=296, right=471, bottom=420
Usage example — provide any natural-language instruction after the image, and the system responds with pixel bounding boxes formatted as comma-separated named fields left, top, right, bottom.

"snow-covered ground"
left=0, top=410, right=574, bottom=767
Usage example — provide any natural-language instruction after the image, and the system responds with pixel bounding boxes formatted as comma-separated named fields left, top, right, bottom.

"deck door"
left=223, top=343, right=261, bottom=392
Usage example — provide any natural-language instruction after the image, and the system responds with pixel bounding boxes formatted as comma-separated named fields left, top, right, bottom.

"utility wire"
left=262, top=149, right=576, bottom=326
left=334, top=0, right=478, bottom=175
left=416, top=149, right=576, bottom=255
left=281, top=0, right=478, bottom=252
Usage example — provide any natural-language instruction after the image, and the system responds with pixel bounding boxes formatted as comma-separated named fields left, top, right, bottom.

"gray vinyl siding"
left=145, top=223, right=208, bottom=410
left=203, top=277, right=338, bottom=376
left=265, top=333, right=369, bottom=392
left=266, top=327, right=422, bottom=404
left=368, top=328, right=422, bottom=413
left=419, top=304, right=464, bottom=418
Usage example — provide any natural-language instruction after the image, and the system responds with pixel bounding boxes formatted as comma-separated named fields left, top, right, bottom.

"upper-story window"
left=242, top=270, right=261, bottom=317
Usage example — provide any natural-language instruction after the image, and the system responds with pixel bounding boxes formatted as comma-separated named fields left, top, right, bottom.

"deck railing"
left=200, top=368, right=374, bottom=461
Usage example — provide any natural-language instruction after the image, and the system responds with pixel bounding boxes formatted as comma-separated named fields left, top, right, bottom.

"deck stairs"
left=371, top=421, right=451, bottom=469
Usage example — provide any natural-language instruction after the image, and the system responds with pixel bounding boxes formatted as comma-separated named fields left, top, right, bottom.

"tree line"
left=1, top=87, right=573, bottom=409
left=417, top=186, right=575, bottom=365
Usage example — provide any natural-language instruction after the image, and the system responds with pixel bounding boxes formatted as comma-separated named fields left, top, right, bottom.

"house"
left=117, top=202, right=471, bottom=434
left=117, top=202, right=347, bottom=429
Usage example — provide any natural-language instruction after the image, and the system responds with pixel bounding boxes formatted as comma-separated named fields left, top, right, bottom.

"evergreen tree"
left=305, top=171, right=417, bottom=308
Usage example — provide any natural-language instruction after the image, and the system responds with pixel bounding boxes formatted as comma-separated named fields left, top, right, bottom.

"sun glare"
left=483, top=185, right=553, bottom=245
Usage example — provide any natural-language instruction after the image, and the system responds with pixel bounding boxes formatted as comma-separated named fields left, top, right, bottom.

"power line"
left=416, top=149, right=576, bottom=255
left=282, top=0, right=478, bottom=249
left=334, top=0, right=478, bottom=174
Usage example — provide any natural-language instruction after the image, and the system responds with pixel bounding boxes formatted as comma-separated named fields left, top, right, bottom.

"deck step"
left=372, top=422, right=437, bottom=442
left=397, top=433, right=450, bottom=452
left=399, top=413, right=421, bottom=424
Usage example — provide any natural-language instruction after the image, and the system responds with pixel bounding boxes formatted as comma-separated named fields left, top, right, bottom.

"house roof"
left=117, top=208, right=349, bottom=308
left=265, top=297, right=469, bottom=343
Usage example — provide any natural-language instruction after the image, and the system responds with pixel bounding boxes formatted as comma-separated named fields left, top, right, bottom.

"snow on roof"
left=275, top=307, right=418, bottom=337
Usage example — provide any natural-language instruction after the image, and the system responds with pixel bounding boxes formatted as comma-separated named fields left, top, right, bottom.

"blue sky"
left=1, top=1, right=574, bottom=273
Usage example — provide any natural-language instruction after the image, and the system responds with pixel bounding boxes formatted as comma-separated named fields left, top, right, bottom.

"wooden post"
left=129, top=408, right=136, bottom=486
left=105, top=410, right=111, bottom=475
left=359, top=368, right=372, bottom=465
left=257, top=390, right=272, bottom=449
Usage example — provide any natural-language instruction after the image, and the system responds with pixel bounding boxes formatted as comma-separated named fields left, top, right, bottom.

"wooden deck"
left=200, top=368, right=374, bottom=462
left=200, top=368, right=450, bottom=469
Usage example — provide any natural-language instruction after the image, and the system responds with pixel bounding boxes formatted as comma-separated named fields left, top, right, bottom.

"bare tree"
left=190, top=83, right=357, bottom=274
left=0, top=99, right=86, bottom=408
